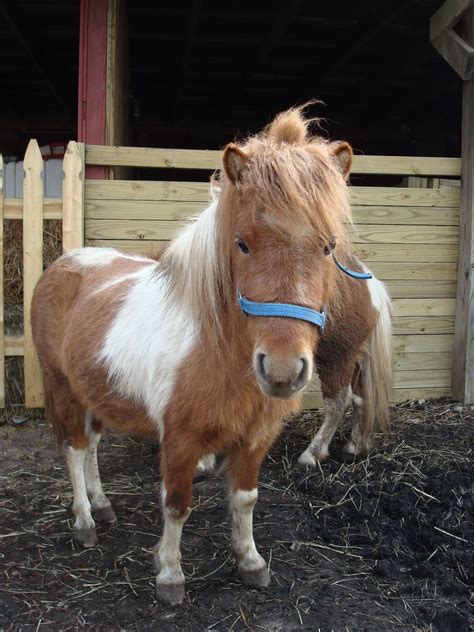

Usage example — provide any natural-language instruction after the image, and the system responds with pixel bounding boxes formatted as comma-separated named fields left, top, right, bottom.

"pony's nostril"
left=257, top=353, right=269, bottom=384
left=292, top=357, right=309, bottom=391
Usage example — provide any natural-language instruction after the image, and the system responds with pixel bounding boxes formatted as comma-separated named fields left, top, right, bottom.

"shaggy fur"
left=31, top=106, right=393, bottom=603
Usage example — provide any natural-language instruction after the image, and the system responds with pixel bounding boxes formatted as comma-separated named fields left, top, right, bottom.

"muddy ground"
left=0, top=399, right=472, bottom=631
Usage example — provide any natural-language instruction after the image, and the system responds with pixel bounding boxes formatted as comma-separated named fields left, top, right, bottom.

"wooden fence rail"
left=0, top=141, right=465, bottom=410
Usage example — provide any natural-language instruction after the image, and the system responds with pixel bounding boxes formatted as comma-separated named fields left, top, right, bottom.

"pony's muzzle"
left=254, top=349, right=312, bottom=399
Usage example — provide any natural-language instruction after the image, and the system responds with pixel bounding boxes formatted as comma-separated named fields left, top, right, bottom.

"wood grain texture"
left=5, top=335, right=24, bottom=356
left=63, top=142, right=85, bottom=252
left=352, top=205, right=459, bottom=225
left=4, top=198, right=62, bottom=220
left=84, top=145, right=461, bottom=176
left=351, top=243, right=458, bottom=263
left=23, top=139, right=44, bottom=407
left=393, top=334, right=453, bottom=354
left=85, top=238, right=459, bottom=263
left=84, top=218, right=459, bottom=246
left=85, top=180, right=460, bottom=207
left=393, top=317, right=454, bottom=335
left=84, top=199, right=459, bottom=226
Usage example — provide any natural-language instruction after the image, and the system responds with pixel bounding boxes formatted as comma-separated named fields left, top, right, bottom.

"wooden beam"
left=4, top=198, right=62, bottom=220
left=78, top=0, right=108, bottom=179
left=106, top=0, right=129, bottom=152
left=431, top=0, right=474, bottom=79
left=452, top=7, right=474, bottom=402
left=84, top=145, right=461, bottom=176
left=430, top=0, right=472, bottom=40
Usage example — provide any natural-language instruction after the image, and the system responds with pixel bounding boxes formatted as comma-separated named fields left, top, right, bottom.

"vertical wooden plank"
left=106, top=0, right=130, bottom=179
left=0, top=155, right=5, bottom=408
left=453, top=8, right=474, bottom=403
left=63, top=141, right=85, bottom=252
left=23, top=140, right=44, bottom=408
left=78, top=0, right=108, bottom=179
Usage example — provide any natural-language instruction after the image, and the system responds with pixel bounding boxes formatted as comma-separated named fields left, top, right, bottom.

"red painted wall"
left=78, top=0, right=108, bottom=178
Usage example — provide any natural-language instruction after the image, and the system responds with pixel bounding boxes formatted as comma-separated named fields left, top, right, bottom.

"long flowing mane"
left=160, top=106, right=352, bottom=337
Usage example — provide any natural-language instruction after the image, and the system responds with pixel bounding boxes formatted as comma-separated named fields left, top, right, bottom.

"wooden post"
left=453, top=10, right=474, bottom=402
left=23, top=139, right=44, bottom=408
left=106, top=0, right=129, bottom=147
left=0, top=155, right=5, bottom=409
left=431, top=2, right=474, bottom=403
left=78, top=0, right=108, bottom=179
left=63, top=141, right=85, bottom=252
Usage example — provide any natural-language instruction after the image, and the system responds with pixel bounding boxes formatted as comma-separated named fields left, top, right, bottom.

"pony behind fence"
left=32, top=106, right=392, bottom=605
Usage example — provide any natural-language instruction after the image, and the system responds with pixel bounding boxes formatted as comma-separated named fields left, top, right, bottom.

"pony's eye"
left=324, top=237, right=337, bottom=256
left=237, top=238, right=250, bottom=254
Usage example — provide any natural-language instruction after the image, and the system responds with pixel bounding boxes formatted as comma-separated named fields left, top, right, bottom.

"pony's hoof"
left=92, top=505, right=117, bottom=524
left=74, top=527, right=98, bottom=548
left=239, top=566, right=270, bottom=588
left=341, top=451, right=357, bottom=463
left=297, top=451, right=317, bottom=467
left=155, top=581, right=185, bottom=606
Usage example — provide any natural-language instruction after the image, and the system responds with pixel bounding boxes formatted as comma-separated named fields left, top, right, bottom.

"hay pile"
left=3, top=218, right=62, bottom=418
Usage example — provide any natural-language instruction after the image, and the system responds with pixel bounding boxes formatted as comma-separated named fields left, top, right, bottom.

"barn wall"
left=82, top=147, right=460, bottom=407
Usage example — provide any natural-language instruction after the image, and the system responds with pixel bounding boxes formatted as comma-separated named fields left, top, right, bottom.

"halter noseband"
left=238, top=254, right=373, bottom=331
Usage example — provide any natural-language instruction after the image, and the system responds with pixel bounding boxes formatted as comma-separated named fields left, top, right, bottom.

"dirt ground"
left=0, top=399, right=472, bottom=632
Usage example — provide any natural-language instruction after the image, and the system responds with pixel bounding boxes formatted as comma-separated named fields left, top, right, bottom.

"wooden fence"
left=0, top=139, right=462, bottom=409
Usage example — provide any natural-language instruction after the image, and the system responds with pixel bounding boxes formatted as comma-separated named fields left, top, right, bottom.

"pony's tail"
left=360, top=280, right=393, bottom=437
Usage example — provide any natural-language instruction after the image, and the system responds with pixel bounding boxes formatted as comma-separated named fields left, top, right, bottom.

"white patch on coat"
left=97, top=263, right=198, bottom=439
left=359, top=261, right=391, bottom=313
left=94, top=266, right=156, bottom=294
left=65, top=247, right=152, bottom=268
left=156, top=485, right=191, bottom=586
left=64, top=445, right=95, bottom=530
left=230, top=488, right=266, bottom=572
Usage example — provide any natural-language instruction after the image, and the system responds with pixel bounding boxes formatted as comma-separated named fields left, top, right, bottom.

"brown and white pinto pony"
left=31, top=107, right=392, bottom=605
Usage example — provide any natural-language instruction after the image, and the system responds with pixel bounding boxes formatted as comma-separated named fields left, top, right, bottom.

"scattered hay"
left=0, top=399, right=471, bottom=631
left=2, top=218, right=62, bottom=415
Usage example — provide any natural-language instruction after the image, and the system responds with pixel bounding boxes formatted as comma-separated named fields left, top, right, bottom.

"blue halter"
left=238, top=254, right=372, bottom=331
left=238, top=292, right=327, bottom=330
left=332, top=254, right=373, bottom=280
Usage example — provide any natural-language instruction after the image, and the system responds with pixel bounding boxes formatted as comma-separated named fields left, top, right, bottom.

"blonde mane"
left=161, top=106, right=353, bottom=338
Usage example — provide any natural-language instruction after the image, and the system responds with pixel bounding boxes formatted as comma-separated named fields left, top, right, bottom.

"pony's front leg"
left=155, top=440, right=199, bottom=606
left=228, top=443, right=270, bottom=588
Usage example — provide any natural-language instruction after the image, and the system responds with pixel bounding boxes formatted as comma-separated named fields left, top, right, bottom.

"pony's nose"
left=254, top=351, right=311, bottom=399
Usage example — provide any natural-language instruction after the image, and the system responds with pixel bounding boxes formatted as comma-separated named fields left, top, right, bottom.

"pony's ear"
left=223, top=143, right=248, bottom=186
left=330, top=141, right=353, bottom=179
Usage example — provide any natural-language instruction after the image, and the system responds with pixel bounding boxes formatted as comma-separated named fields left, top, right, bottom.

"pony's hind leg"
left=298, top=385, right=352, bottom=466
left=343, top=393, right=372, bottom=458
left=65, top=440, right=98, bottom=547
left=84, top=412, right=116, bottom=524
left=47, top=377, right=98, bottom=547
left=195, top=453, right=216, bottom=476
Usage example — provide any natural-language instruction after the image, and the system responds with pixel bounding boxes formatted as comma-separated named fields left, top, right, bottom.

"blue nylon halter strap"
left=332, top=254, right=373, bottom=280
left=238, top=293, right=327, bottom=330
left=237, top=254, right=373, bottom=331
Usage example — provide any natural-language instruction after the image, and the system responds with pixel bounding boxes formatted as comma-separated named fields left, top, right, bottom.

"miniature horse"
left=31, top=107, right=392, bottom=605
